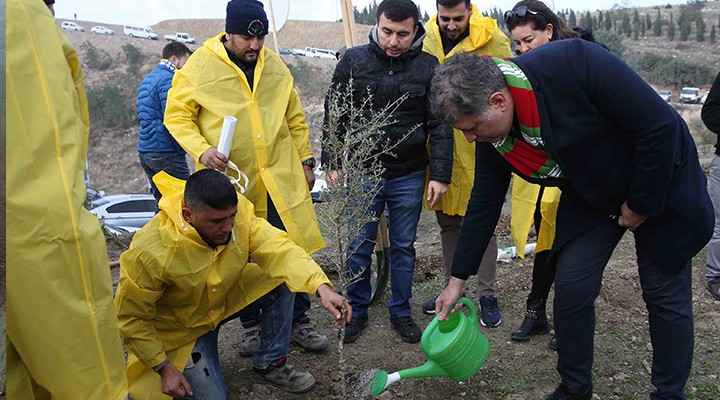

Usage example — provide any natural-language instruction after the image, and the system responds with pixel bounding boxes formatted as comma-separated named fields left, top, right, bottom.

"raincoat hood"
left=424, top=4, right=511, bottom=61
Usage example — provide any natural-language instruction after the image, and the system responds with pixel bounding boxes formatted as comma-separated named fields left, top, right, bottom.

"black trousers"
left=553, top=218, right=693, bottom=399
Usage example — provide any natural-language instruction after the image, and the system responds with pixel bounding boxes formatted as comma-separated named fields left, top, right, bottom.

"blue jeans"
left=553, top=217, right=693, bottom=399
left=138, top=152, right=190, bottom=209
left=346, top=170, right=425, bottom=319
left=182, top=284, right=294, bottom=399
left=240, top=195, right=311, bottom=327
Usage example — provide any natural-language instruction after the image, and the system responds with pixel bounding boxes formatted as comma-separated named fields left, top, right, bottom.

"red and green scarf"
left=490, top=58, right=563, bottom=179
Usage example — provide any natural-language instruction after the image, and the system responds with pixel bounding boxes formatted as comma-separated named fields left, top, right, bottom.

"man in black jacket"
left=430, top=46, right=712, bottom=400
left=321, top=0, right=453, bottom=344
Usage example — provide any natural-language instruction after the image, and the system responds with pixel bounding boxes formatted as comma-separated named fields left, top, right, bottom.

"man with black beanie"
left=165, top=0, right=328, bottom=394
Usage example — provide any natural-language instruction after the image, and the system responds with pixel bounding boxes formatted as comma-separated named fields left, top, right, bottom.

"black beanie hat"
left=226, top=0, right=269, bottom=36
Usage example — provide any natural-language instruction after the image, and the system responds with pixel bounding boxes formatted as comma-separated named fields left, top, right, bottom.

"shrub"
left=80, top=41, right=113, bottom=70
left=86, top=83, right=135, bottom=129
left=627, top=52, right=714, bottom=87
left=286, top=58, right=332, bottom=103
left=122, top=43, right=146, bottom=76
left=594, top=30, right=625, bottom=55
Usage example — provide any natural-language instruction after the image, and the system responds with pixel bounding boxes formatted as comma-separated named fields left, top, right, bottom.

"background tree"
left=696, top=16, right=706, bottom=42
left=606, top=10, right=614, bottom=31
left=711, top=24, right=717, bottom=44
left=569, top=10, right=577, bottom=28
left=668, top=12, right=676, bottom=41
left=654, top=9, right=663, bottom=36
left=598, top=11, right=605, bottom=31
left=622, top=11, right=632, bottom=37
left=679, top=14, right=691, bottom=41
left=646, top=13, right=653, bottom=32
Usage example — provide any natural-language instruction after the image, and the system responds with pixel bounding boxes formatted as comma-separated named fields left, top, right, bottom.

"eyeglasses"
left=503, top=6, right=542, bottom=26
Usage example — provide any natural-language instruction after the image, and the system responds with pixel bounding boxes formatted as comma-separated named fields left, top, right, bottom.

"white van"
left=61, top=21, right=85, bottom=32
left=123, top=25, right=158, bottom=40
left=304, top=47, right=336, bottom=60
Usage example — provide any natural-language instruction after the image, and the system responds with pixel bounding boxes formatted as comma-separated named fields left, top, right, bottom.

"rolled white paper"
left=218, top=116, right=237, bottom=158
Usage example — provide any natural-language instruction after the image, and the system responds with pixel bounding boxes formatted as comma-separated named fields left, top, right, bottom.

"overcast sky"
left=55, top=0, right=689, bottom=28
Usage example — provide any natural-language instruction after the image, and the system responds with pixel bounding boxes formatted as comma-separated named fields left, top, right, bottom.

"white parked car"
left=164, top=32, right=195, bottom=44
left=658, top=90, right=671, bottom=103
left=679, top=87, right=702, bottom=104
left=304, top=47, right=337, bottom=60
left=123, top=25, right=158, bottom=40
left=88, top=194, right=156, bottom=233
left=61, top=21, right=84, bottom=32
left=91, top=26, right=114, bottom=35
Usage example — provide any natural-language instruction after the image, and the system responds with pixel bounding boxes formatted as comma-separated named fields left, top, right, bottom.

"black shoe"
left=343, top=316, right=369, bottom=343
left=708, top=277, right=720, bottom=301
left=545, top=383, right=592, bottom=400
left=548, top=335, right=557, bottom=351
left=511, top=298, right=549, bottom=340
left=390, top=316, right=422, bottom=343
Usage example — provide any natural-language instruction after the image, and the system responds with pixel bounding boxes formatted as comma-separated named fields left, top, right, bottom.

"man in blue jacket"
left=137, top=42, right=192, bottom=208
left=430, top=43, right=712, bottom=400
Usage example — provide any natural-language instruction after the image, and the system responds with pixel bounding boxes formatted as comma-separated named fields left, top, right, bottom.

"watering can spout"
left=398, top=360, right=446, bottom=380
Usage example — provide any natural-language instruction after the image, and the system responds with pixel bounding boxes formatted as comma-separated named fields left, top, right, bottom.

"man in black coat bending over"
left=431, top=44, right=712, bottom=400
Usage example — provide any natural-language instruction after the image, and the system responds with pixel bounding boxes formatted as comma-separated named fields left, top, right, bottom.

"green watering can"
left=371, top=297, right=490, bottom=396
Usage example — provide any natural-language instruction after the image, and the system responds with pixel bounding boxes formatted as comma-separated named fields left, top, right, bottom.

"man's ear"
left=181, top=206, right=193, bottom=224
left=489, top=91, right=510, bottom=112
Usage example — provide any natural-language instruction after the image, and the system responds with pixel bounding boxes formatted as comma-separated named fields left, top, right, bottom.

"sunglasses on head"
left=503, top=6, right=542, bottom=25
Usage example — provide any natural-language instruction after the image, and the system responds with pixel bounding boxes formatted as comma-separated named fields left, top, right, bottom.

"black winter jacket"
left=321, top=24, right=453, bottom=182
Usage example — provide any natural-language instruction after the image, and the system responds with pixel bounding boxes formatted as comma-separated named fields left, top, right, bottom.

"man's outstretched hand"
left=317, top=284, right=352, bottom=326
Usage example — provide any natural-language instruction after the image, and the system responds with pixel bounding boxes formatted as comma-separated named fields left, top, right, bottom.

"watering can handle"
left=457, top=297, right=477, bottom=325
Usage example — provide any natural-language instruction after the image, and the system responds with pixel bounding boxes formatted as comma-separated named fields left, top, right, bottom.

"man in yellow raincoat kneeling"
left=164, top=0, right=329, bottom=356
left=115, top=170, right=349, bottom=399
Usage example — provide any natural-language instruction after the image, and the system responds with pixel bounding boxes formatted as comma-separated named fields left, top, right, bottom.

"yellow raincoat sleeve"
left=245, top=200, right=332, bottom=294
left=115, top=250, right=170, bottom=369
left=165, top=66, right=213, bottom=163
left=286, top=87, right=314, bottom=161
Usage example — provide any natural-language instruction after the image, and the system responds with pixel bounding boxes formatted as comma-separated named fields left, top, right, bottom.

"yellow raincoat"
left=423, top=5, right=512, bottom=215
left=6, top=0, right=127, bottom=398
left=115, top=173, right=331, bottom=399
left=510, top=180, right=561, bottom=256
left=165, top=34, right=324, bottom=254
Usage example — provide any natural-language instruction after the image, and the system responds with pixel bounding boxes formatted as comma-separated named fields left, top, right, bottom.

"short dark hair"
left=377, top=0, right=419, bottom=25
left=162, top=42, right=192, bottom=60
left=436, top=0, right=470, bottom=8
left=184, top=169, right=238, bottom=211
